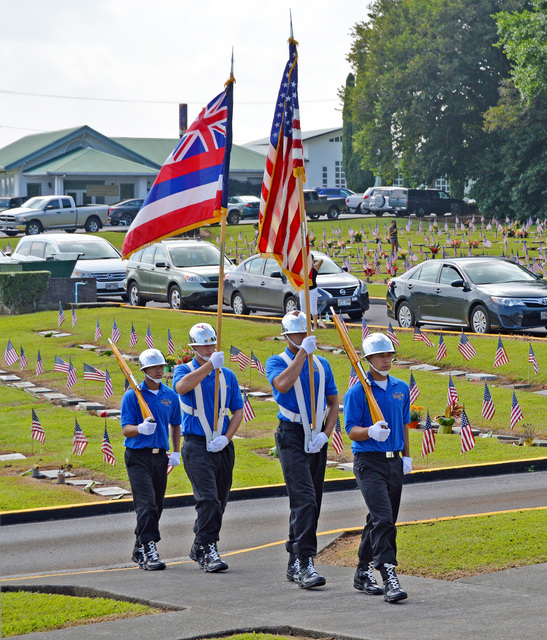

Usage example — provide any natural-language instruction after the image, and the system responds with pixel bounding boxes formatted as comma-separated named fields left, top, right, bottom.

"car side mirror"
left=450, top=279, right=464, bottom=288
left=155, top=261, right=169, bottom=268
left=536, top=273, right=543, bottom=280
left=270, top=271, right=283, bottom=279
left=342, top=266, right=348, bottom=272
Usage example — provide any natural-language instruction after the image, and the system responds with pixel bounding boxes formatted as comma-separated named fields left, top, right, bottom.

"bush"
left=0, top=271, right=50, bottom=312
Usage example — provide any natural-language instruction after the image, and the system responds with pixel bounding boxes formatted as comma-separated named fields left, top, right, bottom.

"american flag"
left=494, top=336, right=509, bottom=368
left=19, top=346, right=28, bottom=371
left=54, top=355, right=69, bottom=373
left=104, top=368, right=114, bottom=401
left=145, top=324, right=154, bottom=349
left=447, top=375, right=459, bottom=405
left=58, top=303, right=65, bottom=327
left=111, top=320, right=121, bottom=344
left=361, top=317, right=370, bottom=340
left=71, top=306, right=78, bottom=328
left=95, top=318, right=102, bottom=342
left=4, top=339, right=18, bottom=366
left=409, top=371, right=420, bottom=403
left=250, top=351, right=265, bottom=376
left=437, top=332, right=447, bottom=361
left=343, top=257, right=352, bottom=273
left=348, top=364, right=359, bottom=388
left=129, top=324, right=138, bottom=348
left=230, top=345, right=251, bottom=370
left=102, top=425, right=116, bottom=465
left=529, top=344, right=539, bottom=375
left=122, top=80, right=233, bottom=259
left=413, top=326, right=433, bottom=347
left=483, top=236, right=492, bottom=249
left=421, top=410, right=435, bottom=457
left=510, top=391, right=523, bottom=429
left=167, top=329, right=175, bottom=356
left=31, top=409, right=46, bottom=444
left=256, top=36, right=310, bottom=291
left=457, top=331, right=476, bottom=360
left=36, top=350, right=43, bottom=376
left=460, top=409, right=475, bottom=454
left=482, top=383, right=496, bottom=420
left=72, top=419, right=88, bottom=456
left=83, top=362, right=106, bottom=381
left=331, top=415, right=344, bottom=454
left=66, top=359, right=77, bottom=389
left=242, top=392, right=256, bottom=422
left=386, top=322, right=400, bottom=347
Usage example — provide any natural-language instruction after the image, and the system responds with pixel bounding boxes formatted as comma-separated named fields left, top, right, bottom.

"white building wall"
left=302, top=130, right=345, bottom=190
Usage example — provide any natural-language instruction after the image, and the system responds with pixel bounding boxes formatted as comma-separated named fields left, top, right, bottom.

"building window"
left=394, top=172, right=404, bottom=187
left=322, top=166, right=328, bottom=187
left=435, top=177, right=450, bottom=193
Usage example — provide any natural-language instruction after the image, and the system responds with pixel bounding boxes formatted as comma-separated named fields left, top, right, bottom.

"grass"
left=0, top=590, right=162, bottom=637
left=318, top=508, right=547, bottom=580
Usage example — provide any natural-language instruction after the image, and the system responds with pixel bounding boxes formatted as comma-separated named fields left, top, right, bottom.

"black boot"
left=286, top=556, right=300, bottom=582
left=380, top=563, right=407, bottom=602
left=131, top=542, right=144, bottom=565
left=202, top=542, right=228, bottom=573
left=189, top=542, right=205, bottom=569
left=354, top=561, right=384, bottom=595
left=141, top=541, right=166, bottom=571
left=295, top=557, right=326, bottom=589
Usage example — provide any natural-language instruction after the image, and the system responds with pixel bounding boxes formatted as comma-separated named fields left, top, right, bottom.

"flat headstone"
left=336, top=463, right=354, bottom=472
left=26, top=387, right=53, bottom=394
left=96, top=409, right=120, bottom=417
left=60, top=397, right=86, bottom=406
left=40, top=470, right=75, bottom=479
left=247, top=391, right=271, bottom=398
left=79, top=401, right=106, bottom=411
left=0, top=375, right=21, bottom=382
left=393, top=360, right=413, bottom=367
left=122, top=354, right=139, bottom=362
left=318, top=345, right=337, bottom=352
left=0, top=453, right=26, bottom=461
left=77, top=344, right=98, bottom=350
left=12, top=381, right=36, bottom=388
left=238, top=386, right=250, bottom=392
left=499, top=383, right=534, bottom=390
left=465, top=372, right=498, bottom=381
left=93, top=486, right=131, bottom=497
left=42, top=392, right=69, bottom=401
left=409, top=364, right=441, bottom=372
left=496, top=434, right=520, bottom=442
left=0, top=369, right=7, bottom=374
left=534, top=390, right=547, bottom=396
left=37, top=331, right=62, bottom=336
left=65, top=479, right=103, bottom=486
left=51, top=332, right=72, bottom=338
left=438, top=370, right=467, bottom=377
left=452, top=426, right=481, bottom=436
left=326, top=460, right=340, bottom=468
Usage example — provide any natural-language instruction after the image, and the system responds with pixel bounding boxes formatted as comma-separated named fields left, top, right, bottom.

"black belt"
left=184, top=434, right=207, bottom=443
left=358, top=450, right=401, bottom=459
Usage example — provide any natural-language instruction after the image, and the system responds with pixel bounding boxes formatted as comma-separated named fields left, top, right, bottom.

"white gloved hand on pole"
left=168, top=451, right=181, bottom=467
left=301, top=336, right=316, bottom=355
left=307, top=432, right=329, bottom=453
left=207, top=435, right=229, bottom=453
left=368, top=421, right=390, bottom=442
left=402, top=456, right=413, bottom=474
left=210, top=351, right=224, bottom=370
left=137, top=417, right=157, bottom=435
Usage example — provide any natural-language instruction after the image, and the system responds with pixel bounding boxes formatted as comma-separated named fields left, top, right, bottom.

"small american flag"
left=331, top=415, right=344, bottom=454
left=529, top=344, right=539, bottom=375
left=460, top=409, right=475, bottom=454
left=436, top=332, right=447, bottom=361
left=482, top=383, right=496, bottom=420
left=129, top=324, right=138, bottom=348
left=361, top=317, right=370, bottom=340
left=20, top=346, right=28, bottom=371
left=104, top=368, right=114, bottom=400
left=36, top=350, right=43, bottom=376
left=230, top=346, right=251, bottom=371
left=95, top=318, right=102, bottom=342
left=4, top=339, right=18, bottom=366
left=102, top=425, right=116, bottom=465
left=421, top=410, right=435, bottom=457
left=348, top=364, right=359, bottom=389
left=167, top=329, right=175, bottom=356
left=510, top=391, right=523, bottom=430
left=58, top=303, right=65, bottom=327
left=71, top=307, right=78, bottom=328
left=409, top=371, right=420, bottom=403
left=242, top=392, right=256, bottom=422
left=66, top=359, right=77, bottom=389
left=483, top=236, right=492, bottom=249
left=54, top=355, right=69, bottom=373
left=457, top=331, right=476, bottom=360
left=111, top=320, right=121, bottom=344
left=31, top=409, right=46, bottom=444
left=413, top=326, right=433, bottom=347
left=251, top=352, right=265, bottom=376
left=83, top=362, right=106, bottom=381
left=72, top=419, right=88, bottom=456
left=494, top=336, right=509, bottom=368
left=343, top=257, right=352, bottom=273
left=386, top=322, right=400, bottom=347
left=447, top=375, right=459, bottom=405
left=145, top=325, right=154, bottom=349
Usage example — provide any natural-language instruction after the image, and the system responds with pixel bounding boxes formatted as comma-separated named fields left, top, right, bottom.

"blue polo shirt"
left=266, top=347, right=338, bottom=421
left=343, top=374, right=410, bottom=454
left=121, top=380, right=182, bottom=450
left=173, top=358, right=243, bottom=436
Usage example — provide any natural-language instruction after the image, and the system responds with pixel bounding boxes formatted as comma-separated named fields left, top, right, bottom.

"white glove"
left=301, top=335, right=316, bottom=355
left=210, top=351, right=224, bottom=369
left=168, top=451, right=181, bottom=467
left=368, top=420, right=390, bottom=442
left=402, top=456, right=413, bottom=475
left=137, top=417, right=157, bottom=435
left=307, top=432, right=329, bottom=453
left=207, top=435, right=229, bottom=453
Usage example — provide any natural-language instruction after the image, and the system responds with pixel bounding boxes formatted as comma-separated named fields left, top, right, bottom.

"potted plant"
left=520, top=423, right=536, bottom=447
left=57, top=459, right=72, bottom=484
left=409, top=404, right=424, bottom=429
left=436, top=401, right=463, bottom=435
left=177, top=346, right=194, bottom=365
left=164, top=355, right=178, bottom=372
left=428, top=242, right=440, bottom=257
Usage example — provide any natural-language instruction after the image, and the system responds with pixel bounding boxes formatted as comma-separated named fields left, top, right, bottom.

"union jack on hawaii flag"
left=408, top=371, right=420, bottom=403
left=413, top=326, right=433, bottom=347
left=19, top=346, right=28, bottom=371
left=242, top=392, right=256, bottom=423
left=58, top=302, right=65, bottom=327
left=102, top=425, right=116, bottom=465
left=494, top=336, right=509, bottom=368
left=111, top=319, right=121, bottom=344
left=31, top=409, right=46, bottom=444
left=4, top=339, right=18, bottom=366
left=71, top=306, right=77, bottom=328
left=95, top=318, right=102, bottom=342
left=331, top=415, right=344, bottom=454
left=447, top=375, right=459, bottom=406
left=145, top=325, right=154, bottom=349
left=436, top=332, right=447, bottom=361
left=230, top=345, right=251, bottom=370
left=129, top=324, right=138, bottom=348
left=250, top=351, right=265, bottom=376
left=167, top=329, right=175, bottom=356
left=386, top=322, right=400, bottom=347
left=36, top=350, right=43, bottom=376
left=457, top=331, right=476, bottom=361
left=421, top=410, right=436, bottom=457
left=528, top=344, right=539, bottom=375
left=482, top=383, right=496, bottom=420
left=72, top=419, right=88, bottom=456
left=510, top=391, right=523, bottom=430
left=460, top=409, right=475, bottom=454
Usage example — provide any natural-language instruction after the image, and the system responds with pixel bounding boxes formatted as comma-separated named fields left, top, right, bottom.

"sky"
left=0, top=0, right=371, bottom=151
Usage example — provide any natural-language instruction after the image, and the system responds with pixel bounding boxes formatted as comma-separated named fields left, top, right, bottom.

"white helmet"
left=139, top=348, right=167, bottom=370
left=362, top=332, right=396, bottom=358
left=188, top=323, right=217, bottom=346
left=281, top=310, right=307, bottom=335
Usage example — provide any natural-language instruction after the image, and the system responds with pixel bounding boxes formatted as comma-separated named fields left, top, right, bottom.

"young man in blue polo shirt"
left=343, top=332, right=412, bottom=602
left=121, top=348, right=182, bottom=571
left=173, top=322, right=243, bottom=573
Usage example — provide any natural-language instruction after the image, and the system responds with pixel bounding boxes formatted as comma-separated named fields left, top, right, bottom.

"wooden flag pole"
left=213, top=207, right=227, bottom=437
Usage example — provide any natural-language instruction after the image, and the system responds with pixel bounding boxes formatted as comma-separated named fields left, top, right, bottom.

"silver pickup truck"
left=0, top=195, right=109, bottom=236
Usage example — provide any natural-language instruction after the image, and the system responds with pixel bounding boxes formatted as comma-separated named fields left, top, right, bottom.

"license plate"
left=105, top=282, right=118, bottom=290
left=541, top=311, right=547, bottom=320
left=338, top=299, right=351, bottom=307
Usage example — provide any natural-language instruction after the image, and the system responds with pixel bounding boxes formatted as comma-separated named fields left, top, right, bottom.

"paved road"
left=2, top=471, right=546, bottom=579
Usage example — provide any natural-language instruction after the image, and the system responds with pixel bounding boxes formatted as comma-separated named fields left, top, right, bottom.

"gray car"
left=125, top=239, right=231, bottom=309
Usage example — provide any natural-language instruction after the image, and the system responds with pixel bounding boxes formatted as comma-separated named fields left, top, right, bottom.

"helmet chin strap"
left=285, top=335, right=302, bottom=350
left=144, top=372, right=163, bottom=384
left=368, top=362, right=390, bottom=378
left=191, top=347, right=211, bottom=362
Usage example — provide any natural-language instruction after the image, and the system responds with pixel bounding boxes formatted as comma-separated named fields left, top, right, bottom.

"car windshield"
left=0, top=199, right=10, bottom=207
left=465, top=261, right=538, bottom=284
left=55, top=241, right=120, bottom=260
left=238, top=196, right=259, bottom=203
left=168, top=244, right=230, bottom=267
left=316, top=256, right=343, bottom=275
left=21, top=197, right=48, bottom=210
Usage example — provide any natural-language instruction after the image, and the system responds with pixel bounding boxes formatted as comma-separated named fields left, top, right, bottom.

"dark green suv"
left=369, top=187, right=471, bottom=217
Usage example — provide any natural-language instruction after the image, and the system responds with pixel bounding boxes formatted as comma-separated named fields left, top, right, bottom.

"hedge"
left=0, top=271, right=50, bottom=311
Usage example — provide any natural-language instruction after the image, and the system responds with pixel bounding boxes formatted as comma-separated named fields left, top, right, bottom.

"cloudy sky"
left=0, top=0, right=371, bottom=151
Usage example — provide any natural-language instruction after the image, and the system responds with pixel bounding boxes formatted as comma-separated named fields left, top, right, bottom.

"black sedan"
left=386, top=257, right=547, bottom=333
left=107, top=199, right=144, bottom=226
left=223, top=252, right=369, bottom=319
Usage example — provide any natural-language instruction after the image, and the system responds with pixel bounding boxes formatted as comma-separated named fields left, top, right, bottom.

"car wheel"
left=84, top=216, right=101, bottom=233
left=308, top=213, right=320, bottom=220
left=4, top=231, right=19, bottom=237
left=128, top=281, right=143, bottom=307
left=227, top=210, right=240, bottom=225
left=451, top=203, right=462, bottom=216
left=327, top=206, right=340, bottom=220
left=359, top=203, right=368, bottom=213
left=416, top=205, right=427, bottom=217
left=347, top=310, right=363, bottom=320
left=347, top=207, right=356, bottom=214
left=470, top=304, right=490, bottom=334
left=169, top=284, right=183, bottom=310
left=109, top=221, right=119, bottom=226
left=25, top=220, right=43, bottom=235
left=284, top=295, right=298, bottom=314
left=120, top=213, right=133, bottom=226
left=232, top=292, right=250, bottom=315
left=397, top=301, right=415, bottom=328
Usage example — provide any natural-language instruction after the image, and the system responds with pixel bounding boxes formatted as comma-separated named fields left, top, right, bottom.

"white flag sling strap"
left=278, top=352, right=325, bottom=451
left=179, top=362, right=229, bottom=443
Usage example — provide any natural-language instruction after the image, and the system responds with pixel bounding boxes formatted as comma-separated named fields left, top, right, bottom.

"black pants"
left=275, top=420, right=327, bottom=561
left=125, top=447, right=168, bottom=545
left=354, top=451, right=404, bottom=568
left=182, top=434, right=235, bottom=546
